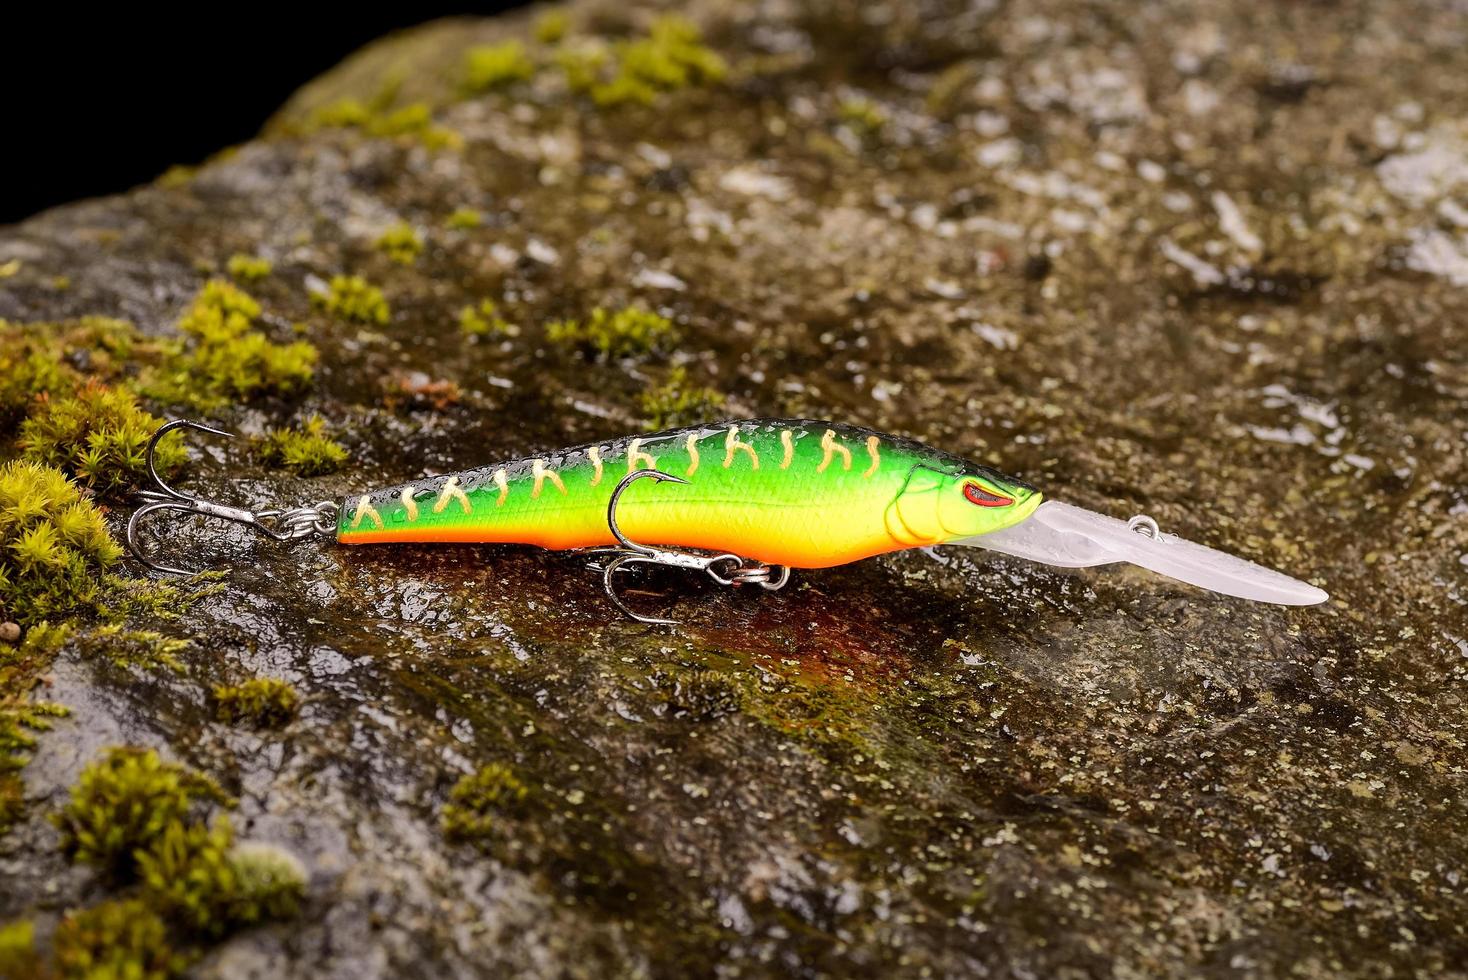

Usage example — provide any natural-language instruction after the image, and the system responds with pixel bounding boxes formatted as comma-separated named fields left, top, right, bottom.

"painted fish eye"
left=963, top=481, right=1013, bottom=507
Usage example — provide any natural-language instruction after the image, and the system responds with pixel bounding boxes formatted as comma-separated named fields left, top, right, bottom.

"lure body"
left=127, top=418, right=1327, bottom=611
left=336, top=419, right=1042, bottom=568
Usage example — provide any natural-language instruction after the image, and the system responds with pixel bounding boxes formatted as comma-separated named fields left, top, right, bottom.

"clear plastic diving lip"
left=950, top=501, right=1329, bottom=606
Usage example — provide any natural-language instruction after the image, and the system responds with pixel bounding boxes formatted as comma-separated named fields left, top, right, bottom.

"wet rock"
left=2, top=0, right=1466, bottom=976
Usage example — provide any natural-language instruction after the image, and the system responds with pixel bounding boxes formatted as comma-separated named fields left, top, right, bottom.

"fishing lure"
left=127, top=418, right=1327, bottom=622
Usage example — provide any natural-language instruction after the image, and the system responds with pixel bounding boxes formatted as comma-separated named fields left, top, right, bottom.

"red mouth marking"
left=964, top=482, right=1013, bottom=507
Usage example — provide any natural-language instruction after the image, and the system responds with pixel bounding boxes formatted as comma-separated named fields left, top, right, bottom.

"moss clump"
left=534, top=9, right=570, bottom=44
left=312, top=275, right=390, bottom=325
left=442, top=763, right=528, bottom=842
left=225, top=253, right=272, bottom=282
left=554, top=41, right=611, bottom=95
left=638, top=366, right=726, bottom=428
left=546, top=305, right=677, bottom=358
left=0, top=918, right=39, bottom=978
left=587, top=16, right=727, bottom=108
left=0, top=344, right=66, bottom=431
left=44, top=747, right=302, bottom=969
left=17, top=382, right=182, bottom=493
left=463, top=40, right=536, bottom=93
left=225, top=841, right=308, bottom=924
left=375, top=222, right=424, bottom=265
left=305, top=99, right=460, bottom=150
left=52, top=899, right=183, bottom=980
left=445, top=207, right=483, bottom=230
left=150, top=280, right=317, bottom=410
left=257, top=415, right=348, bottom=476
left=459, top=298, right=518, bottom=338
left=0, top=462, right=124, bottom=627
left=212, top=677, right=300, bottom=728
left=82, top=625, right=190, bottom=674
left=137, top=818, right=304, bottom=938
left=838, top=97, right=886, bottom=137
left=1, top=317, right=171, bottom=432
left=1, top=625, right=70, bottom=835
left=54, top=747, right=232, bottom=878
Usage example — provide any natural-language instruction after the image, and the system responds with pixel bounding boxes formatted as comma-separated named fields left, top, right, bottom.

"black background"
left=2, top=6, right=529, bottom=225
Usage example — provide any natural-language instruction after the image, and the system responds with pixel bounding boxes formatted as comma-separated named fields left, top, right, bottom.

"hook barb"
left=126, top=419, right=338, bottom=576
left=588, top=468, right=790, bottom=625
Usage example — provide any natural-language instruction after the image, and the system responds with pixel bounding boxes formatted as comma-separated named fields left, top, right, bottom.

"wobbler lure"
left=127, top=418, right=1327, bottom=623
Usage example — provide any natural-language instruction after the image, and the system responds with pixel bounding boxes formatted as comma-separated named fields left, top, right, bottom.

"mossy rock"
left=1, top=0, right=1466, bottom=975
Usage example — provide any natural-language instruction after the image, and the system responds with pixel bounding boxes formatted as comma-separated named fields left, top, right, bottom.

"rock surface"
left=2, top=0, right=1467, bottom=976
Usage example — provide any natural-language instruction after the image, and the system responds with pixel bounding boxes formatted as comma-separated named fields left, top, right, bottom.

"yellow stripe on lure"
left=127, top=419, right=1327, bottom=624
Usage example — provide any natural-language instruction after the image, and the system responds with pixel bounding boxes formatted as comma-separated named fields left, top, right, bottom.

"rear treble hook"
left=584, top=468, right=791, bottom=625
left=126, top=419, right=338, bottom=575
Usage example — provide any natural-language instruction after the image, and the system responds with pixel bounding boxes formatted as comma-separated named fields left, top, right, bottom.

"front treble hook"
left=588, top=469, right=791, bottom=625
left=126, top=419, right=338, bottom=575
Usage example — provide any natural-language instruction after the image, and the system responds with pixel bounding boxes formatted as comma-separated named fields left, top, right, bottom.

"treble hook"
left=587, top=469, right=791, bottom=625
left=126, top=419, right=339, bottom=575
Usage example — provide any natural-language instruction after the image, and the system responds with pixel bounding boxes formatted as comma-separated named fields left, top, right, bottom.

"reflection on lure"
left=126, top=418, right=1328, bottom=624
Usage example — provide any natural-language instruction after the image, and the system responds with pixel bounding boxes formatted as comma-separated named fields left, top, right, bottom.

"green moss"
left=375, top=222, right=424, bottom=265
left=224, top=841, right=307, bottom=924
left=312, top=274, right=390, bottom=325
left=445, top=207, right=483, bottom=230
left=589, top=15, right=726, bottom=108
left=1, top=317, right=170, bottom=433
left=226, top=253, right=272, bottom=282
left=0, top=918, right=38, bottom=978
left=0, top=462, right=124, bottom=627
left=459, top=298, right=518, bottom=338
left=257, top=415, right=348, bottom=476
left=138, top=818, right=305, bottom=938
left=53, top=899, right=184, bottom=980
left=17, top=382, right=183, bottom=493
left=0, top=623, right=69, bottom=835
left=212, top=677, right=300, bottom=728
left=137, top=817, right=238, bottom=937
left=442, top=763, right=528, bottom=842
left=54, top=747, right=232, bottom=878
left=534, top=9, right=570, bottom=44
left=463, top=40, right=536, bottom=93
left=638, top=366, right=726, bottom=428
left=304, top=99, right=460, bottom=150
left=82, top=625, right=190, bottom=674
left=554, top=41, right=611, bottom=94
left=148, top=280, right=318, bottom=410
left=838, top=96, right=887, bottom=137
left=546, top=305, right=677, bottom=358
left=0, top=344, right=65, bottom=432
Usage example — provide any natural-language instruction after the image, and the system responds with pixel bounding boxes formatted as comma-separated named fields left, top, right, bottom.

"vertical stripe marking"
left=493, top=468, right=509, bottom=505
left=724, top=426, right=759, bottom=468
left=685, top=434, right=701, bottom=477
left=780, top=430, right=794, bottom=469
left=532, top=460, right=566, bottom=498
left=863, top=436, right=881, bottom=478
left=817, top=429, right=851, bottom=473
left=351, top=495, right=383, bottom=530
left=628, top=439, right=656, bottom=473
left=434, top=475, right=471, bottom=514
left=588, top=446, right=604, bottom=487
left=399, top=486, right=419, bottom=522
